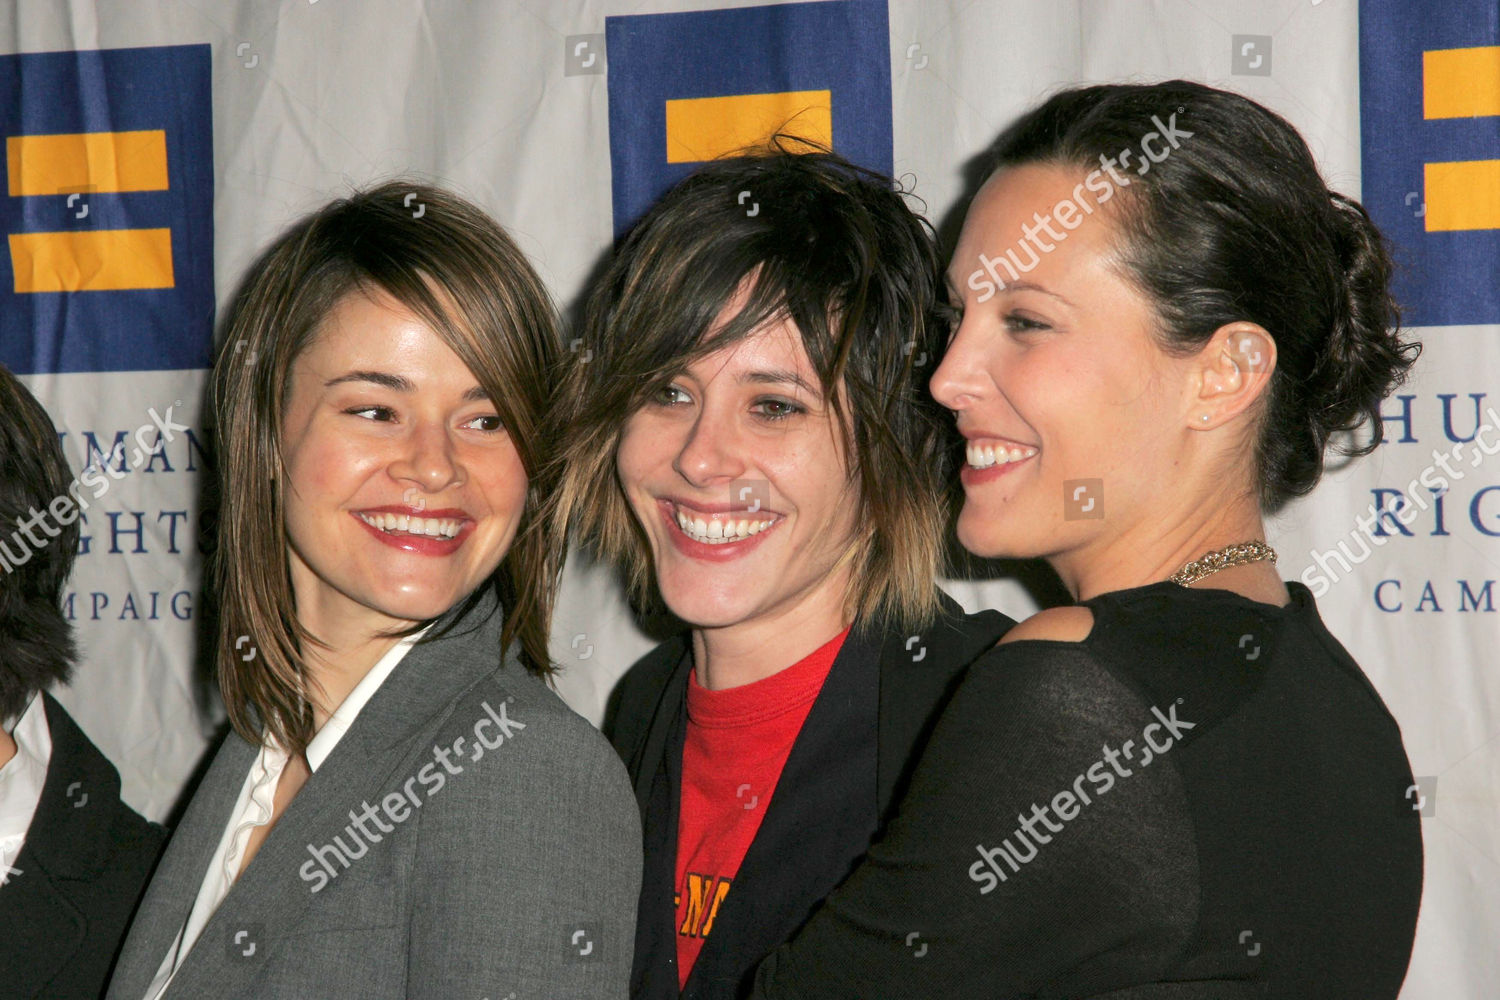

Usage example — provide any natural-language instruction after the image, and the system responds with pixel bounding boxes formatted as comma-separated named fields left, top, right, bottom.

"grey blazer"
left=106, top=592, right=640, bottom=999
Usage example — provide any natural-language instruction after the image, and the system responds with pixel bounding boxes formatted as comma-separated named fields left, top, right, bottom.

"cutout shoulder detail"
left=998, top=605, right=1095, bottom=645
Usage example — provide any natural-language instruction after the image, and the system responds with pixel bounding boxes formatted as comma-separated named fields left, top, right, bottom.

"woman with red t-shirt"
left=548, top=140, right=1015, bottom=1000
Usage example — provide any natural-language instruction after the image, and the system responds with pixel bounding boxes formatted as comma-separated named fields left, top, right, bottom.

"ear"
left=1188, top=322, right=1275, bottom=431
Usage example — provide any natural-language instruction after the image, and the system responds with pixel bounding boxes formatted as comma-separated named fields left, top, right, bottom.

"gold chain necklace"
left=1169, top=540, right=1277, bottom=587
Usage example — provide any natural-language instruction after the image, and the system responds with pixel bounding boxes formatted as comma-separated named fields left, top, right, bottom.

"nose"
left=388, top=418, right=464, bottom=497
left=929, top=317, right=992, bottom=413
left=673, top=410, right=746, bottom=489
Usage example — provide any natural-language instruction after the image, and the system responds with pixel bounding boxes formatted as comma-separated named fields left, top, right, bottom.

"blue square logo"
left=1360, top=0, right=1500, bottom=327
left=605, top=0, right=893, bottom=237
left=0, top=44, right=214, bottom=374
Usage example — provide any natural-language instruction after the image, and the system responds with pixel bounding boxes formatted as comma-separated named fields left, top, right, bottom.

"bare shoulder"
left=998, top=605, right=1095, bottom=645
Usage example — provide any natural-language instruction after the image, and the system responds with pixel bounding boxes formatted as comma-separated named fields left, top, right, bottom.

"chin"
left=956, top=515, right=1005, bottom=559
left=956, top=515, right=1033, bottom=561
left=657, top=582, right=758, bottom=631
left=364, top=585, right=476, bottom=624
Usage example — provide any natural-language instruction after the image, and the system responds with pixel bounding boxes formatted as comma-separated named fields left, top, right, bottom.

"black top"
left=605, top=592, right=1014, bottom=1000
left=0, top=693, right=166, bottom=1000
left=751, top=581, right=1424, bottom=999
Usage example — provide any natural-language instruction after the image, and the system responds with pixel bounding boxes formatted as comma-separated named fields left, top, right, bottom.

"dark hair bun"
left=1308, top=193, right=1414, bottom=447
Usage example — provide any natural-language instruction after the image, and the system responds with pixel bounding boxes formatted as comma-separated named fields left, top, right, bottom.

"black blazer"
left=606, top=591, right=1013, bottom=1000
left=0, top=693, right=166, bottom=1000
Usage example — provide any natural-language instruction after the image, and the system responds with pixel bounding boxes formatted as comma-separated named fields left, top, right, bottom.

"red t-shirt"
left=673, top=627, right=851, bottom=988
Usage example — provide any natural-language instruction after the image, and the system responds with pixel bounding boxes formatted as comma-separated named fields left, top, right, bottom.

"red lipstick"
left=350, top=506, right=474, bottom=557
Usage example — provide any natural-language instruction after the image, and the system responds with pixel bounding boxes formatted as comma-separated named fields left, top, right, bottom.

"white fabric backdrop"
left=2, top=1, right=1493, bottom=995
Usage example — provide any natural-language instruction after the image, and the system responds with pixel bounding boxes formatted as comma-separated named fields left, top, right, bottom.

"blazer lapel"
left=682, top=624, right=881, bottom=998
left=624, top=637, right=690, bottom=808
left=105, top=725, right=258, bottom=999
left=115, top=594, right=511, bottom=999
left=1, top=695, right=117, bottom=997
left=629, top=645, right=692, bottom=1000
left=875, top=594, right=1011, bottom=816
left=0, top=857, right=84, bottom=998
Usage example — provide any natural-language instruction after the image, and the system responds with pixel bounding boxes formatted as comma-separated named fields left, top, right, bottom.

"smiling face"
left=932, top=162, right=1199, bottom=565
left=615, top=308, right=860, bottom=635
left=279, top=287, right=527, bottom=636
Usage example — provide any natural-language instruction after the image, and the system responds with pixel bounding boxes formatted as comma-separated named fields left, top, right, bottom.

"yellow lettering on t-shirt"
left=700, top=877, right=733, bottom=937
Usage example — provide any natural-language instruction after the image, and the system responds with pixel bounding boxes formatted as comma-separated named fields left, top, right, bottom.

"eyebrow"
left=324, top=371, right=491, bottom=402
left=738, top=368, right=820, bottom=396
left=941, top=272, right=1074, bottom=309
left=1001, top=281, right=1075, bottom=308
left=325, top=370, right=410, bottom=391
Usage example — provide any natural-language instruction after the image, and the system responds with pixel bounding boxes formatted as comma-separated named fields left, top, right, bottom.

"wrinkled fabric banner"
left=0, top=2, right=1491, bottom=996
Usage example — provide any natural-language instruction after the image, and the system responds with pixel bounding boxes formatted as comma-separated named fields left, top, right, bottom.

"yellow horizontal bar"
left=6, top=130, right=169, bottom=197
left=665, top=90, right=832, bottom=164
left=10, top=229, right=175, bottom=292
left=1424, top=47, right=1500, bottom=119
left=1425, top=160, right=1500, bottom=232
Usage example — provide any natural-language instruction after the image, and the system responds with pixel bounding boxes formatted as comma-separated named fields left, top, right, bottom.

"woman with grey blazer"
left=105, top=183, right=640, bottom=1000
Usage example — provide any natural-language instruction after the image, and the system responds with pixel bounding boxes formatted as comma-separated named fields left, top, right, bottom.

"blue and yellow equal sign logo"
left=7, top=129, right=175, bottom=292
left=663, top=90, right=833, bottom=165
left=1422, top=45, right=1500, bottom=233
left=1360, top=0, right=1500, bottom=327
left=0, top=44, right=212, bottom=374
left=605, top=0, right=892, bottom=236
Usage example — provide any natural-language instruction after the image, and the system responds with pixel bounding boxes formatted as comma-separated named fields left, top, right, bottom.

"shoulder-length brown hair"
left=546, top=139, right=954, bottom=634
left=212, top=180, right=559, bottom=755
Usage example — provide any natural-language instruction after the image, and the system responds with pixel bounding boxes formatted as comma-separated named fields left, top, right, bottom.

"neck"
left=690, top=578, right=852, bottom=692
left=0, top=726, right=15, bottom=770
left=297, top=603, right=413, bottom=732
left=1051, top=488, right=1286, bottom=605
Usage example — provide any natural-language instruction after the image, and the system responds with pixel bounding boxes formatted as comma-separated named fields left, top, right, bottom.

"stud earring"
left=1200, top=414, right=1211, bottom=423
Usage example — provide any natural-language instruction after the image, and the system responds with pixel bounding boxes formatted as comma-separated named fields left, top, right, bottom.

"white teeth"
left=966, top=441, right=1038, bottom=469
left=672, top=505, right=777, bottom=544
left=358, top=512, right=462, bottom=539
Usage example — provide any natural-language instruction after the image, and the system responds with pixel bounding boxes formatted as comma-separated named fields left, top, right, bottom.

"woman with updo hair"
left=751, top=80, right=1423, bottom=999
